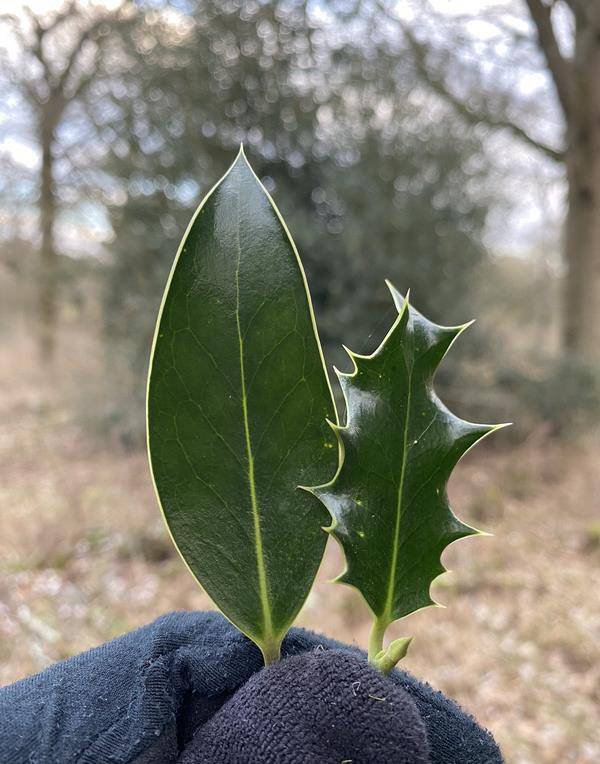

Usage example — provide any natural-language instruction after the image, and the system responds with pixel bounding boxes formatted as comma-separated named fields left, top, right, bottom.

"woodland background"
left=0, top=2, right=598, bottom=762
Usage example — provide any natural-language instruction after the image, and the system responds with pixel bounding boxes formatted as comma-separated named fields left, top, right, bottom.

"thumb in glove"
left=179, top=649, right=430, bottom=764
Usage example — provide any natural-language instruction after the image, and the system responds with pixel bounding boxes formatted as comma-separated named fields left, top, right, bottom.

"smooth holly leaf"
left=147, top=148, right=337, bottom=664
left=310, top=282, right=507, bottom=671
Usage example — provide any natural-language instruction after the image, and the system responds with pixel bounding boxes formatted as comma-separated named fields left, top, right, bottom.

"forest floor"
left=0, top=328, right=598, bottom=764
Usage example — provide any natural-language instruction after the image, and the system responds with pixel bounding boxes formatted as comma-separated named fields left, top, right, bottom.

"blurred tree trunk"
left=396, top=0, right=600, bottom=364
left=523, top=0, right=600, bottom=361
left=38, top=120, right=58, bottom=363
left=2, top=4, right=126, bottom=363
left=562, top=8, right=600, bottom=358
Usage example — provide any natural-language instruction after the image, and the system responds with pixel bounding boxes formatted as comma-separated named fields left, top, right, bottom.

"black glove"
left=180, top=648, right=429, bottom=763
left=0, top=611, right=502, bottom=763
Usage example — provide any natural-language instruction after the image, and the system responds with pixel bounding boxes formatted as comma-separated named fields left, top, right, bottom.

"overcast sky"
left=0, top=0, right=567, bottom=262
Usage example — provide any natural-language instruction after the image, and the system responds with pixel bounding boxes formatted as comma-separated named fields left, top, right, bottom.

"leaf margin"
left=305, top=281, right=510, bottom=670
left=146, top=145, right=339, bottom=664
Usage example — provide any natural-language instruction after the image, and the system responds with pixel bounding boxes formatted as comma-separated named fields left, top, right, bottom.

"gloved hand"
left=0, top=611, right=502, bottom=764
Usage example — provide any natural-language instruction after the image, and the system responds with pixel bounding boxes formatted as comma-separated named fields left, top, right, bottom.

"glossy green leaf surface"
left=312, top=282, right=505, bottom=660
left=147, top=148, right=337, bottom=663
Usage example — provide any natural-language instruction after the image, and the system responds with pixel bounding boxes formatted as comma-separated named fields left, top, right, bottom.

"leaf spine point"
left=340, top=346, right=362, bottom=372
left=333, top=364, right=353, bottom=380
left=320, top=513, right=336, bottom=531
left=466, top=422, right=511, bottom=449
left=325, top=417, right=342, bottom=433
left=385, top=279, right=405, bottom=312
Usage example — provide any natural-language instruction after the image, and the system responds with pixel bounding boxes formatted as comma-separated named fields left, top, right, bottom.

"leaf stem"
left=368, top=616, right=412, bottom=674
left=368, top=615, right=388, bottom=664
left=260, top=636, right=281, bottom=667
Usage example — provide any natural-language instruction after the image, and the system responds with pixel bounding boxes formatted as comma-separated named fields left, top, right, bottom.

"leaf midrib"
left=234, top=182, right=274, bottom=642
left=383, top=343, right=414, bottom=622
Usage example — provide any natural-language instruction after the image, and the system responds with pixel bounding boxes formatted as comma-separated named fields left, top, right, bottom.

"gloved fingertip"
left=179, top=649, right=430, bottom=763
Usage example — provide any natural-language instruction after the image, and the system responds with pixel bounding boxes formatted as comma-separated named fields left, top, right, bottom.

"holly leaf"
left=147, top=148, right=337, bottom=664
left=310, top=282, right=507, bottom=671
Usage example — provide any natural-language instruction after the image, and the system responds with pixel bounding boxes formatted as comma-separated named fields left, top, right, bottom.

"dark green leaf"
left=147, top=148, right=337, bottom=664
left=311, top=282, right=506, bottom=670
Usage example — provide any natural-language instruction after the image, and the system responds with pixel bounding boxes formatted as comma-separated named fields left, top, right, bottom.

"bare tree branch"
left=402, top=23, right=565, bottom=163
left=524, top=0, right=574, bottom=120
left=56, top=18, right=105, bottom=95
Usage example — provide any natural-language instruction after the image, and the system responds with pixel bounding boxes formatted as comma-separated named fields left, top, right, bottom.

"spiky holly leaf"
left=311, top=282, right=506, bottom=670
left=147, top=149, right=337, bottom=665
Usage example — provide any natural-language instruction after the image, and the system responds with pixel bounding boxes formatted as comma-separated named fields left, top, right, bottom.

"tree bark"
left=38, top=121, right=58, bottom=364
left=9, top=6, right=115, bottom=364
left=399, top=0, right=600, bottom=363
left=562, top=14, right=600, bottom=363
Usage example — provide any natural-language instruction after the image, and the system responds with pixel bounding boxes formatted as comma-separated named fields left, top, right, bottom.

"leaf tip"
left=472, top=421, right=511, bottom=446
left=385, top=279, right=411, bottom=306
left=384, top=279, right=407, bottom=313
left=233, top=143, right=253, bottom=174
left=458, top=318, right=476, bottom=333
left=383, top=277, right=396, bottom=294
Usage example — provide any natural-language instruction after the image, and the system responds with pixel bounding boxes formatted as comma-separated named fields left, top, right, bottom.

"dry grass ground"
left=0, top=328, right=598, bottom=764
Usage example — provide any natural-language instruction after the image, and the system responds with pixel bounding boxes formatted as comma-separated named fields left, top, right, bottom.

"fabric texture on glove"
left=179, top=649, right=430, bottom=764
left=0, top=610, right=503, bottom=764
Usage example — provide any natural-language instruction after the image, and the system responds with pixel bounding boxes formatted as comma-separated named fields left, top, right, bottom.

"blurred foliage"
left=496, top=356, right=600, bottom=438
left=449, top=257, right=600, bottom=440
left=0, top=0, right=598, bottom=445
left=94, top=0, right=491, bottom=439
